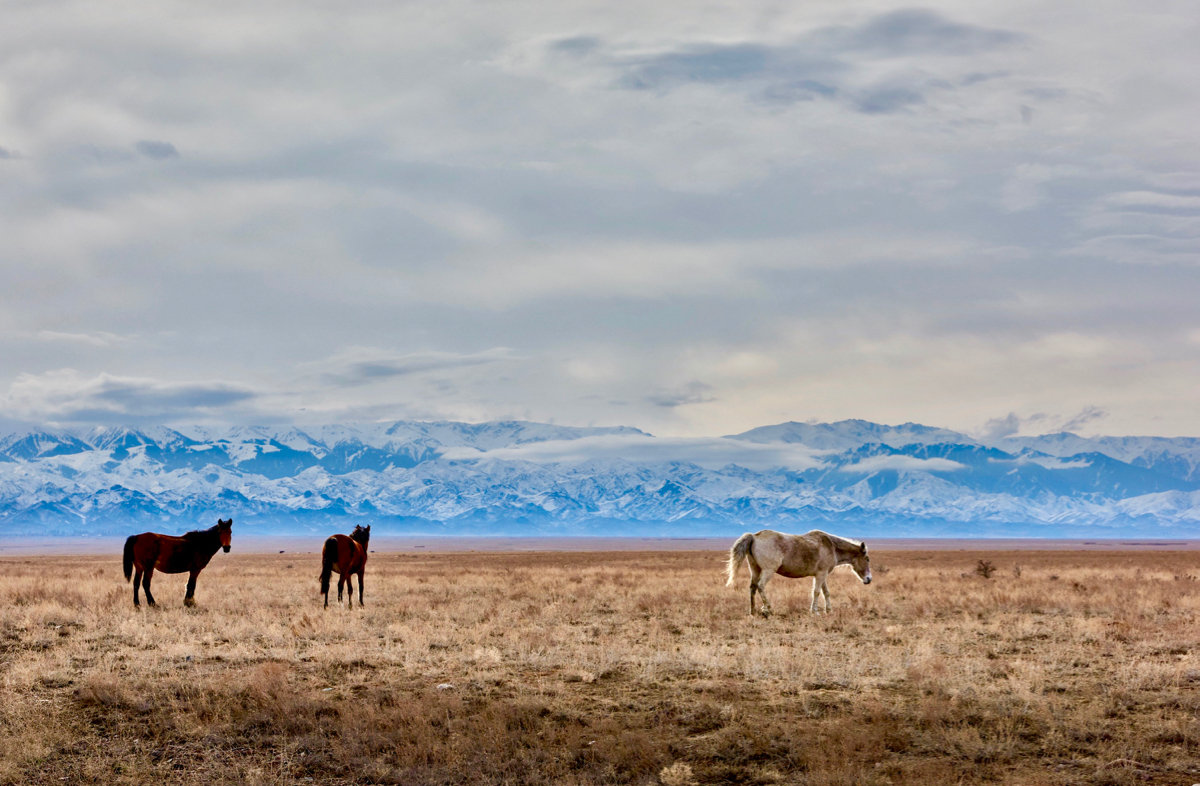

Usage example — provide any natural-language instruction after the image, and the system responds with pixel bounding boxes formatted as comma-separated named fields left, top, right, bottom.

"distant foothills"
left=1, top=419, right=1198, bottom=538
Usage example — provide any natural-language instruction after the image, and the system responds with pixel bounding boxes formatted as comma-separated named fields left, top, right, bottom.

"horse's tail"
left=319, top=537, right=337, bottom=594
left=123, top=535, right=137, bottom=582
left=726, top=532, right=754, bottom=586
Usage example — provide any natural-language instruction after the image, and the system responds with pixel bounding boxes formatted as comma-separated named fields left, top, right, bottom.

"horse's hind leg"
left=132, top=569, right=143, bottom=607
left=142, top=569, right=156, bottom=607
left=820, top=579, right=832, bottom=613
left=755, top=572, right=774, bottom=618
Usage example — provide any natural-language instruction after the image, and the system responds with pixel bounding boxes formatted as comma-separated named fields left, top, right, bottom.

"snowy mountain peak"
left=1, top=418, right=1198, bottom=537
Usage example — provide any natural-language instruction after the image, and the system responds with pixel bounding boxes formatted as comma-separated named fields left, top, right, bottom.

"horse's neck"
left=194, top=527, right=221, bottom=556
left=828, top=537, right=858, bottom=564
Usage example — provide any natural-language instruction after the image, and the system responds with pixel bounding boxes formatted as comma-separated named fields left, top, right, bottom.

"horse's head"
left=217, top=518, right=232, bottom=552
left=848, top=541, right=871, bottom=585
left=352, top=524, right=371, bottom=546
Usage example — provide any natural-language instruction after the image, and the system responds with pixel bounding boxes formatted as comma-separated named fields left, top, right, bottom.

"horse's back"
left=128, top=531, right=163, bottom=564
left=348, top=537, right=367, bottom=571
left=325, top=534, right=366, bottom=573
left=755, top=528, right=831, bottom=578
left=145, top=532, right=194, bottom=573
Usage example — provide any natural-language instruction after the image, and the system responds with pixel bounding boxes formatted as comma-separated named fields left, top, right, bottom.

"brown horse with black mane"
left=320, top=524, right=370, bottom=608
left=123, top=518, right=232, bottom=607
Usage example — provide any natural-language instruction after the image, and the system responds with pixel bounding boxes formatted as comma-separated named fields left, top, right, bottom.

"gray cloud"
left=5, top=371, right=259, bottom=425
left=1060, top=406, right=1107, bottom=434
left=978, top=407, right=1109, bottom=440
left=979, top=412, right=1021, bottom=440
left=442, top=433, right=826, bottom=470
left=581, top=8, right=1022, bottom=114
left=314, top=348, right=517, bottom=387
left=647, top=381, right=717, bottom=409
left=832, top=9, right=1024, bottom=56
left=92, top=380, right=253, bottom=410
left=135, top=140, right=180, bottom=160
left=550, top=36, right=602, bottom=56
left=618, top=44, right=781, bottom=89
left=839, top=455, right=965, bottom=473
left=854, top=85, right=925, bottom=114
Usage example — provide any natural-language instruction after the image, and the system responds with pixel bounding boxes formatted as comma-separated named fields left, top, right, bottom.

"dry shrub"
left=659, top=761, right=697, bottom=786
left=75, top=674, right=135, bottom=710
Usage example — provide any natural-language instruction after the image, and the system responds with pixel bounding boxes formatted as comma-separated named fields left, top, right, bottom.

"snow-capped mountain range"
left=2, top=419, right=1199, bottom=537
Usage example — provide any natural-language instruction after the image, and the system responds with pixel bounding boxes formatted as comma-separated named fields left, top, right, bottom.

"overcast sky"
left=2, top=1, right=1198, bottom=439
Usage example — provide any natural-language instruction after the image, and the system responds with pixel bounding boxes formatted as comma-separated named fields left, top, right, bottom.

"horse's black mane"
left=182, top=524, right=220, bottom=543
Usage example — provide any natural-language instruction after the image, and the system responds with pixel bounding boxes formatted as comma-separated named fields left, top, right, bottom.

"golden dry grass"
left=1, top=547, right=1199, bottom=785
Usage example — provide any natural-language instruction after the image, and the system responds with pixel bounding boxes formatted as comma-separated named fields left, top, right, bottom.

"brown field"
left=1, top=547, right=1198, bottom=785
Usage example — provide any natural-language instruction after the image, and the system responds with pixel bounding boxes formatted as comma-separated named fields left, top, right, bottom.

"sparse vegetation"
left=2, top=548, right=1199, bottom=785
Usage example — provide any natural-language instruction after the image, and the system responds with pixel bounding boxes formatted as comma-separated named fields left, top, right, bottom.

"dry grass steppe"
left=1, top=547, right=1198, bottom=784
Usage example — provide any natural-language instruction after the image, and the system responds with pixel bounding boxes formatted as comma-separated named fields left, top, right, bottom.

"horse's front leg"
left=184, top=571, right=199, bottom=607
left=356, top=572, right=364, bottom=607
left=810, top=574, right=826, bottom=614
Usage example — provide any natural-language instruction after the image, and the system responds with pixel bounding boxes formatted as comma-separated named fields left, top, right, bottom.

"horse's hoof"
left=184, top=598, right=196, bottom=608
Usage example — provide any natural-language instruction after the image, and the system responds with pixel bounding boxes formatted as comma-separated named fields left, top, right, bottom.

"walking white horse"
left=726, top=529, right=872, bottom=616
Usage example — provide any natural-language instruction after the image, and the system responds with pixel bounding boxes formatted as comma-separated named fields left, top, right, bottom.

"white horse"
left=726, top=529, right=872, bottom=616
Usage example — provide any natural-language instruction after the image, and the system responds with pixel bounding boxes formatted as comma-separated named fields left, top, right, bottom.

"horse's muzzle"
left=862, top=576, right=871, bottom=585
left=223, top=545, right=231, bottom=553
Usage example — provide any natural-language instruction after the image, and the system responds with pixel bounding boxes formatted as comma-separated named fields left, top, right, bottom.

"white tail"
left=726, top=532, right=754, bottom=586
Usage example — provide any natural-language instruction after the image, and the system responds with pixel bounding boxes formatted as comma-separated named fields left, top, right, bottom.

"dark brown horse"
left=320, top=524, right=370, bottom=608
left=123, top=518, right=232, bottom=607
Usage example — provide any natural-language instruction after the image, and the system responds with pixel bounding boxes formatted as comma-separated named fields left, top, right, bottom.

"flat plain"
left=1, top=546, right=1198, bottom=785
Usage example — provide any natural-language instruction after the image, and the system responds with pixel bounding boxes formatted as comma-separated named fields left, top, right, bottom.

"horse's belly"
left=158, top=554, right=191, bottom=574
left=776, top=567, right=813, bottom=579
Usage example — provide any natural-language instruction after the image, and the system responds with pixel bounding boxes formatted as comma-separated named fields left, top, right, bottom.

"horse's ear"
left=860, top=542, right=867, bottom=554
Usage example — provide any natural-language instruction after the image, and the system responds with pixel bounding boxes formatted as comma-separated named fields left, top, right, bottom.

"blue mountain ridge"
left=1, top=419, right=1198, bottom=537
